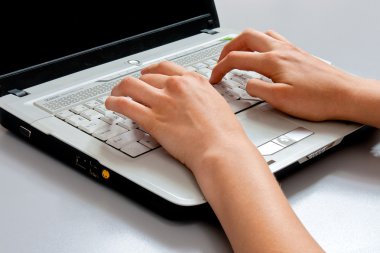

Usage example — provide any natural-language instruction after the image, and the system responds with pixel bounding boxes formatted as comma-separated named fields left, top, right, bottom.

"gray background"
left=1, top=0, right=380, bottom=252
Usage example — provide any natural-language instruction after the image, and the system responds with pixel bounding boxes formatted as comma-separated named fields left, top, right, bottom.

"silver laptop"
left=0, top=1, right=362, bottom=212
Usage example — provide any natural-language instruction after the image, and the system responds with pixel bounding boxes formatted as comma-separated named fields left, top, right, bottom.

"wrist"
left=327, top=70, right=368, bottom=121
left=190, top=136, right=264, bottom=179
left=337, top=76, right=380, bottom=126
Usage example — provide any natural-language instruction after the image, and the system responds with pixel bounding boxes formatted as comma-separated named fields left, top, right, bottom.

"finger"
left=218, top=29, right=278, bottom=62
left=246, top=78, right=290, bottom=108
left=210, top=51, right=268, bottom=84
left=141, top=61, right=186, bottom=76
left=265, top=30, right=291, bottom=43
left=111, top=76, right=159, bottom=107
left=105, top=96, right=151, bottom=125
left=139, top=73, right=168, bottom=89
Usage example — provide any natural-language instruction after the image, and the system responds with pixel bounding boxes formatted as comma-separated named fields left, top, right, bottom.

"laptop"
left=0, top=1, right=362, bottom=215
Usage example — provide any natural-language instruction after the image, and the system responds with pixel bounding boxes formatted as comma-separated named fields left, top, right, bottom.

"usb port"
left=75, top=155, right=100, bottom=178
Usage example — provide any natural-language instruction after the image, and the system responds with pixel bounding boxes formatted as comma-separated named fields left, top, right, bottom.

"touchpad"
left=237, top=106, right=300, bottom=146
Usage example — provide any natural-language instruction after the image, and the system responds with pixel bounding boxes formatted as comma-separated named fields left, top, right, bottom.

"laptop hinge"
left=201, top=29, right=219, bottom=35
left=8, top=89, right=29, bottom=97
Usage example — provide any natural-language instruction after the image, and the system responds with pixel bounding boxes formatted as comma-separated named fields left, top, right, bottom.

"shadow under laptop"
left=0, top=128, right=232, bottom=252
left=2, top=125, right=379, bottom=252
left=277, top=126, right=380, bottom=199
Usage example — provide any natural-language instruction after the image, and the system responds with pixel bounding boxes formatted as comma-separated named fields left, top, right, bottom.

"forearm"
left=193, top=140, right=323, bottom=253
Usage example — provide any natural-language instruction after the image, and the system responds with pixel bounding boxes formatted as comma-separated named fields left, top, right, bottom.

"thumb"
left=246, top=78, right=289, bottom=107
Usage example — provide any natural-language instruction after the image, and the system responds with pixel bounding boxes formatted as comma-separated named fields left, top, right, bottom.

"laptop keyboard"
left=35, top=40, right=271, bottom=158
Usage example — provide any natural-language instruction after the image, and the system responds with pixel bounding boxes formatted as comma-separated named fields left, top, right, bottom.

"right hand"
left=210, top=29, right=365, bottom=122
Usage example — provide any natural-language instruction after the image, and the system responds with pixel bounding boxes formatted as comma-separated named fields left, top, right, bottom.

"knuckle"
left=166, top=76, right=182, bottom=90
left=281, top=42, right=297, bottom=51
left=264, top=51, right=278, bottom=63
left=242, top=28, right=255, bottom=36
left=274, top=50, right=290, bottom=62
left=115, top=98, right=127, bottom=108
left=165, top=75, right=199, bottom=93
left=119, top=76, right=134, bottom=88
left=264, top=50, right=292, bottom=67
left=157, top=61, right=172, bottom=69
left=225, top=51, right=240, bottom=62
left=191, top=72, right=208, bottom=83
left=121, top=75, right=134, bottom=83
left=271, top=87, right=289, bottom=107
left=228, top=50, right=240, bottom=58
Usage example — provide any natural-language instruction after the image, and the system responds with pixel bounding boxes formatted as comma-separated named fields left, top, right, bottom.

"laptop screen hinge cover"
left=201, top=29, right=219, bottom=35
left=8, top=89, right=29, bottom=97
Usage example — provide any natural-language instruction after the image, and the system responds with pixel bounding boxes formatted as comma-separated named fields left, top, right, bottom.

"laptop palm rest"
left=237, top=105, right=300, bottom=146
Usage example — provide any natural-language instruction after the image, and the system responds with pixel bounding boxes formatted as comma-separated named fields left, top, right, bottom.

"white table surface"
left=1, top=1, right=380, bottom=252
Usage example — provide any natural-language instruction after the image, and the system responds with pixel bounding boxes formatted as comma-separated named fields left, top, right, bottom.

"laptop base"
left=0, top=108, right=217, bottom=220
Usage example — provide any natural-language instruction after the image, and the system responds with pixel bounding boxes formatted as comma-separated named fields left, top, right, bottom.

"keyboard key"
left=243, top=71, right=262, bottom=79
left=56, top=110, right=74, bottom=120
left=219, top=80, right=238, bottom=89
left=222, top=90, right=239, bottom=102
left=131, top=72, right=141, bottom=78
left=65, top=115, right=90, bottom=127
left=231, top=69, right=245, bottom=76
left=118, top=119, right=138, bottom=130
left=185, top=66, right=197, bottom=72
left=100, top=114, right=124, bottom=124
left=94, top=105, right=113, bottom=116
left=84, top=100, right=102, bottom=108
left=79, top=119, right=109, bottom=134
left=205, top=59, right=217, bottom=66
left=230, top=75, right=249, bottom=85
left=121, top=142, right=151, bottom=157
left=106, top=129, right=145, bottom=149
left=49, top=40, right=269, bottom=159
left=93, top=125, right=127, bottom=141
left=70, top=104, right=89, bottom=114
left=113, top=112, right=128, bottom=119
left=197, top=68, right=212, bottom=78
left=139, top=134, right=160, bottom=149
left=80, top=109, right=103, bottom=120
left=97, top=95, right=109, bottom=104
left=193, top=62, right=208, bottom=69
left=228, top=100, right=258, bottom=113
left=229, top=87, right=246, bottom=98
left=260, top=75, right=273, bottom=83
left=239, top=91, right=262, bottom=101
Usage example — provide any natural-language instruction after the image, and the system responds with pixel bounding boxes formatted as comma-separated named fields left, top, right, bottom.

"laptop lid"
left=0, top=1, right=219, bottom=97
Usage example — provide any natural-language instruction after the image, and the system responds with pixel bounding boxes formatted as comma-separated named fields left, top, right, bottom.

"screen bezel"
left=0, top=1, right=219, bottom=96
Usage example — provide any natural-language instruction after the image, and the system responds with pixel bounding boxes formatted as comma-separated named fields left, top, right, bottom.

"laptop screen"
left=0, top=1, right=218, bottom=78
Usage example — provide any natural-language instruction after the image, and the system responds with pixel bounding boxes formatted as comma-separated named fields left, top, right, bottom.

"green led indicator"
left=222, top=37, right=234, bottom=41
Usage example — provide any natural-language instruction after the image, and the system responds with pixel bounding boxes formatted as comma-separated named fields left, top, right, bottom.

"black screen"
left=0, top=1, right=218, bottom=78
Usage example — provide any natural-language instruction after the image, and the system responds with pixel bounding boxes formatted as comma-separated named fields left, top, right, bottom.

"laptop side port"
left=75, top=155, right=100, bottom=179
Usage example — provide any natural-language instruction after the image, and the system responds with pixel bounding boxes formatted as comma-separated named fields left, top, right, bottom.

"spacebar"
left=229, top=100, right=261, bottom=114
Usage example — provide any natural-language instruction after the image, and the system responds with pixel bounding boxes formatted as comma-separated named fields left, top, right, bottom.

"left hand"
left=105, top=61, right=251, bottom=172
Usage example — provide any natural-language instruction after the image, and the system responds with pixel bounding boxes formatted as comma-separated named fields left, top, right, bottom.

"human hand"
left=210, top=29, right=363, bottom=122
left=105, top=62, right=252, bottom=173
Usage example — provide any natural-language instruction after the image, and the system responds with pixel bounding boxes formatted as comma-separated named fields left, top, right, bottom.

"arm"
left=105, top=61, right=323, bottom=252
left=195, top=140, right=323, bottom=253
left=210, top=29, right=380, bottom=128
